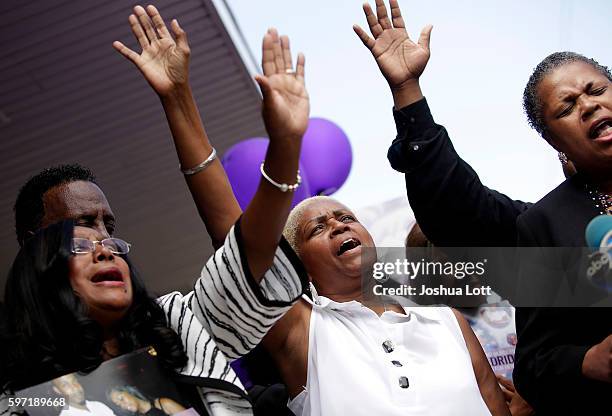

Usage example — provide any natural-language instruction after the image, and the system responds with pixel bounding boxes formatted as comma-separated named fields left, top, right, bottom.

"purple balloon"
left=300, top=118, right=352, bottom=195
left=222, top=137, right=311, bottom=210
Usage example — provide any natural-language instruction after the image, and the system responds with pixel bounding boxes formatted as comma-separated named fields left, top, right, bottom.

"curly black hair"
left=2, top=220, right=187, bottom=391
left=14, top=164, right=97, bottom=246
left=523, top=51, right=612, bottom=138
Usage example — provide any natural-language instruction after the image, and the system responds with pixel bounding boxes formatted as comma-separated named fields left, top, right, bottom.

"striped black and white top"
left=1, top=219, right=307, bottom=416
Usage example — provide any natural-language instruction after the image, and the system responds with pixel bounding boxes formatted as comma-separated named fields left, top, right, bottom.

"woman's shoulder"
left=518, top=175, right=598, bottom=246
left=524, top=175, right=587, bottom=216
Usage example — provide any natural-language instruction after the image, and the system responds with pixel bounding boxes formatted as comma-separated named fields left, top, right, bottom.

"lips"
left=336, top=237, right=362, bottom=256
left=91, top=267, right=124, bottom=285
left=589, top=117, right=612, bottom=139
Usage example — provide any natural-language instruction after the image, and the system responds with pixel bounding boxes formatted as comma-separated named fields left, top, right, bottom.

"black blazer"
left=515, top=176, right=612, bottom=416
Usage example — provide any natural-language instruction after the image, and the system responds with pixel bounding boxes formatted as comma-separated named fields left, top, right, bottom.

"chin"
left=339, top=262, right=364, bottom=280
left=98, top=297, right=133, bottom=313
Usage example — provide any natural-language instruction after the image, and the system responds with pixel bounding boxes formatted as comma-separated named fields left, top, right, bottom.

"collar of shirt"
left=310, top=294, right=442, bottom=323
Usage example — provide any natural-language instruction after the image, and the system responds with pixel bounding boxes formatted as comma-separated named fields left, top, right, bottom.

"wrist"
left=391, top=80, right=423, bottom=110
left=159, top=82, right=192, bottom=102
left=267, top=133, right=303, bottom=151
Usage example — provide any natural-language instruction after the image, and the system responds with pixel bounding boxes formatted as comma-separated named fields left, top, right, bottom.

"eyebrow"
left=301, top=210, right=352, bottom=237
left=558, top=81, right=595, bottom=102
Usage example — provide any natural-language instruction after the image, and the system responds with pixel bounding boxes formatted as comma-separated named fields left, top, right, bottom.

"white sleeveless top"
left=288, top=295, right=491, bottom=416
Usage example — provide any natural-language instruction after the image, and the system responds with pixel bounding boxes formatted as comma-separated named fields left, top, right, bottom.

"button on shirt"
left=288, top=296, right=491, bottom=416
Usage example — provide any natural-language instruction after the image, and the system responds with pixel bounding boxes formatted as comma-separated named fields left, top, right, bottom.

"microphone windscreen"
left=585, top=214, right=612, bottom=248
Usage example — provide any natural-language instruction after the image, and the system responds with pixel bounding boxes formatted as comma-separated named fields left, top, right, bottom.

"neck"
left=319, top=284, right=363, bottom=303
left=101, top=336, right=120, bottom=361
left=317, top=284, right=404, bottom=316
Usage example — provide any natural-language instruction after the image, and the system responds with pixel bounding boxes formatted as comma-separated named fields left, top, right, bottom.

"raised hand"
left=113, top=5, right=190, bottom=97
left=354, top=0, right=432, bottom=92
left=254, top=29, right=309, bottom=142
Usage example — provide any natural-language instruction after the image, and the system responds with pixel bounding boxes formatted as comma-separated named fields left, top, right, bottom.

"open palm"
left=255, top=30, right=309, bottom=141
left=113, top=5, right=190, bottom=96
left=354, top=0, right=432, bottom=90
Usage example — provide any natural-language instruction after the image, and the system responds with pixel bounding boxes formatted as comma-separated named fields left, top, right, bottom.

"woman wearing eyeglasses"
left=2, top=221, right=187, bottom=392
left=1, top=5, right=308, bottom=415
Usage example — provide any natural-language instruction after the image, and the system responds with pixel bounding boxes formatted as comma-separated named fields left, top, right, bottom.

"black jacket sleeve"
left=388, top=98, right=531, bottom=246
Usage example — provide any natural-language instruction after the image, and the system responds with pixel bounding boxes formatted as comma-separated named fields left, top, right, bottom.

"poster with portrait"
left=15, top=347, right=200, bottom=416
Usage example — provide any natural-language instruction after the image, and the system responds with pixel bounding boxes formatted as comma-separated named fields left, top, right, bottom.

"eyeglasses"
left=71, top=237, right=131, bottom=255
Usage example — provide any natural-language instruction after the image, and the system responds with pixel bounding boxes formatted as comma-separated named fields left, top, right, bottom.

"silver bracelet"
left=180, top=147, right=217, bottom=176
left=260, top=163, right=301, bottom=192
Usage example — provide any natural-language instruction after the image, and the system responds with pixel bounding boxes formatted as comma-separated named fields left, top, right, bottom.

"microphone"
left=585, top=214, right=612, bottom=248
left=584, top=215, right=612, bottom=293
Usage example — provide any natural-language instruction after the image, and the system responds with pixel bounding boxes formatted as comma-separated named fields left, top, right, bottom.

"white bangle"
left=260, top=163, right=301, bottom=192
left=180, top=147, right=217, bottom=176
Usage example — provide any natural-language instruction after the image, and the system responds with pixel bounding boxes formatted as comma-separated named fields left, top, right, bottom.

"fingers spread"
left=417, top=24, right=433, bottom=52
left=353, top=24, right=375, bottom=50
left=129, top=14, right=149, bottom=50
left=146, top=5, right=171, bottom=39
left=261, top=32, right=276, bottom=76
left=363, top=3, right=383, bottom=38
left=375, top=0, right=392, bottom=29
left=389, top=0, right=406, bottom=28
left=134, top=5, right=158, bottom=44
left=280, top=35, right=293, bottom=71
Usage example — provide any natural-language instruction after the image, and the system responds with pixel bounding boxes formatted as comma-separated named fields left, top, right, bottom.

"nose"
left=93, top=243, right=114, bottom=263
left=330, top=219, right=350, bottom=237
left=580, top=95, right=600, bottom=122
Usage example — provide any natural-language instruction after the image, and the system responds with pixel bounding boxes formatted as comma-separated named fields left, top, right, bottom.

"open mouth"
left=92, top=269, right=124, bottom=284
left=337, top=237, right=362, bottom=256
left=589, top=118, right=612, bottom=139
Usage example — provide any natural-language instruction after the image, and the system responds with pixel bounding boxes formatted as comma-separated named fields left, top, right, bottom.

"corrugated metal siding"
left=0, top=0, right=266, bottom=295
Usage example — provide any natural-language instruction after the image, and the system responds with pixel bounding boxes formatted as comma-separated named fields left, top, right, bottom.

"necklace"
left=586, top=184, right=612, bottom=215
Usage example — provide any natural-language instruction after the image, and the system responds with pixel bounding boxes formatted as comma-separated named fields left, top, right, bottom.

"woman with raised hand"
left=238, top=1, right=507, bottom=414
left=1, top=6, right=308, bottom=416
left=113, top=6, right=309, bottom=414
left=111, top=5, right=310, bottom=414
left=357, top=0, right=612, bottom=414
left=109, top=4, right=508, bottom=415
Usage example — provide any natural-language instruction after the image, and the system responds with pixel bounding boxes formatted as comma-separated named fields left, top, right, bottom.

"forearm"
left=388, top=99, right=530, bottom=246
left=184, top=221, right=306, bottom=360
left=160, top=86, right=242, bottom=248
left=453, top=309, right=510, bottom=415
left=478, top=367, right=511, bottom=416
left=241, top=137, right=302, bottom=281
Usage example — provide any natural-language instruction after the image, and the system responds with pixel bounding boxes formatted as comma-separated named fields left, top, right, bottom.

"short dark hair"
left=14, top=164, right=97, bottom=246
left=523, top=52, right=612, bottom=138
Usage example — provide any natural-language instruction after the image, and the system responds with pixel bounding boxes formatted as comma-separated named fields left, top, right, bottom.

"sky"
left=219, top=0, right=611, bottom=211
